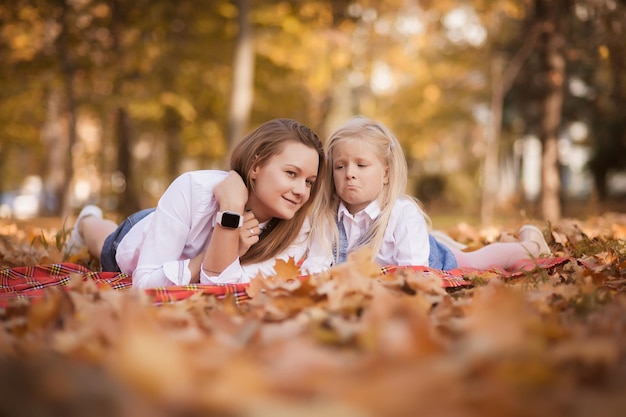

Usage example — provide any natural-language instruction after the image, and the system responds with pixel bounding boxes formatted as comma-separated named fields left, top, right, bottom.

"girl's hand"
left=239, top=211, right=260, bottom=256
left=213, top=170, right=248, bottom=213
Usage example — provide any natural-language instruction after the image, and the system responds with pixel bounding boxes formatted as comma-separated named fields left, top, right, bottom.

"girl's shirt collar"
left=338, top=200, right=381, bottom=222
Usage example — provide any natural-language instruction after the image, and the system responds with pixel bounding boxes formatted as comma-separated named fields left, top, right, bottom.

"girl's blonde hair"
left=231, top=118, right=325, bottom=264
left=310, top=115, right=429, bottom=263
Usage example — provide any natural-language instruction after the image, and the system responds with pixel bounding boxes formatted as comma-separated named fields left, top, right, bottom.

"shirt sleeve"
left=199, top=258, right=246, bottom=284
left=131, top=173, right=214, bottom=289
left=387, top=199, right=430, bottom=267
left=200, top=218, right=315, bottom=284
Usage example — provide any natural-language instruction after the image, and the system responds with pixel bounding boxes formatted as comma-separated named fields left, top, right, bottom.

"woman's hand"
left=239, top=211, right=260, bottom=256
left=213, top=170, right=248, bottom=213
left=201, top=170, right=249, bottom=278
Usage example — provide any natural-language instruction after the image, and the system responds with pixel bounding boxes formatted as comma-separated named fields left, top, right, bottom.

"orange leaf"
left=272, top=257, right=302, bottom=281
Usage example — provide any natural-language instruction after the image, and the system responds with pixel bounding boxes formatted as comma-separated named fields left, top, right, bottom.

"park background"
left=1, top=2, right=626, bottom=416
left=1, top=0, right=624, bottom=227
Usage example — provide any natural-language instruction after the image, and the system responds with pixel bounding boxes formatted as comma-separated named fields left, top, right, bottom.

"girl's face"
left=332, top=139, right=388, bottom=214
left=247, top=141, right=319, bottom=222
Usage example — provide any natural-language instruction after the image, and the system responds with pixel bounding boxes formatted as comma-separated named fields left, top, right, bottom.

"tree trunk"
left=115, top=108, right=140, bottom=217
left=56, top=0, right=77, bottom=219
left=480, top=57, right=504, bottom=225
left=481, top=25, right=541, bottom=225
left=536, top=0, right=568, bottom=222
left=164, top=106, right=183, bottom=181
left=40, top=87, right=67, bottom=216
left=108, top=0, right=140, bottom=217
left=226, top=0, right=254, bottom=165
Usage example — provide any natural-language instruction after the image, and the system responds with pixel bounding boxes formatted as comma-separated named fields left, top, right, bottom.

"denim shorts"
left=100, top=208, right=156, bottom=272
left=428, top=234, right=458, bottom=270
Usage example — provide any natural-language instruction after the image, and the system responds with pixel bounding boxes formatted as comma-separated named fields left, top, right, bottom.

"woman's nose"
left=293, top=179, right=307, bottom=194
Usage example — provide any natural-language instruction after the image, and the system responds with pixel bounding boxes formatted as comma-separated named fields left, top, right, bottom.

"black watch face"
left=221, top=212, right=241, bottom=228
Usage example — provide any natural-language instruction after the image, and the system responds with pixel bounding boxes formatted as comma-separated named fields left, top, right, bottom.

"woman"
left=65, top=118, right=325, bottom=288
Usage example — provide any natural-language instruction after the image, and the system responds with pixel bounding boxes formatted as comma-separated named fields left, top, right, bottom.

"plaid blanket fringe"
left=0, top=257, right=570, bottom=306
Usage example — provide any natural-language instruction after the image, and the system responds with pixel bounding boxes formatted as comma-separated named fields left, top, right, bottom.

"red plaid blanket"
left=0, top=257, right=570, bottom=307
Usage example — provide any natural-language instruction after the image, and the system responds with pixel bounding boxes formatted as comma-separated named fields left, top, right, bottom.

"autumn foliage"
left=1, top=214, right=625, bottom=417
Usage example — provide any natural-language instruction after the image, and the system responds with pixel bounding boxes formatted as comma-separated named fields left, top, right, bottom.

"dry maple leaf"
left=246, top=257, right=303, bottom=298
left=273, top=257, right=302, bottom=281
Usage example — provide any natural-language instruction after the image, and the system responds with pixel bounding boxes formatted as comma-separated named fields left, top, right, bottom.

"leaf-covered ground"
left=1, top=213, right=625, bottom=417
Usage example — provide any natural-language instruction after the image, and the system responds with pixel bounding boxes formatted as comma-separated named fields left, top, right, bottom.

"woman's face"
left=246, top=141, right=319, bottom=222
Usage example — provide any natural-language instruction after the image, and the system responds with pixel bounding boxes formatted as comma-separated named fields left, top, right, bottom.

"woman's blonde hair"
left=310, top=115, right=429, bottom=263
left=231, top=118, right=325, bottom=264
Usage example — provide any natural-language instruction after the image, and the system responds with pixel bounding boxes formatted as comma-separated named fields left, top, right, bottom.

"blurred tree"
left=252, top=0, right=355, bottom=133
left=480, top=20, right=541, bottom=225
left=534, top=0, right=569, bottom=222
left=587, top=0, right=626, bottom=200
left=226, top=0, right=254, bottom=163
left=107, top=0, right=142, bottom=216
left=0, top=0, right=623, bottom=222
left=0, top=1, right=59, bottom=212
left=507, top=0, right=624, bottom=219
left=341, top=1, right=490, bottom=214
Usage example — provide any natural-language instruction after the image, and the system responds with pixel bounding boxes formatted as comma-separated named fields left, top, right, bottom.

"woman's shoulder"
left=171, top=170, right=228, bottom=188
left=177, top=170, right=228, bottom=181
left=162, top=171, right=228, bottom=205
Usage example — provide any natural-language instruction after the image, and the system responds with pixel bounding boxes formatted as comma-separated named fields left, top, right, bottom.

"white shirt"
left=116, top=170, right=312, bottom=289
left=338, top=198, right=430, bottom=267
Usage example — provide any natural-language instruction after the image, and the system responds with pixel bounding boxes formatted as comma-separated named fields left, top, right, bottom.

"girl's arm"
left=386, top=199, right=430, bottom=267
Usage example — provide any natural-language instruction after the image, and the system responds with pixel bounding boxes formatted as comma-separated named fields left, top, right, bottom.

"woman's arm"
left=128, top=171, right=224, bottom=288
left=129, top=173, right=211, bottom=288
left=200, top=170, right=250, bottom=278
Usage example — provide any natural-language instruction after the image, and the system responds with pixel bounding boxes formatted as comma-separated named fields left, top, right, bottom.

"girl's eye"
left=334, top=165, right=344, bottom=170
left=286, top=171, right=296, bottom=177
left=306, top=179, right=315, bottom=187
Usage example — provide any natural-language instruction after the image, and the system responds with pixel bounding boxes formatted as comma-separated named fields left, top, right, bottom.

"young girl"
left=65, top=118, right=325, bottom=288
left=308, top=116, right=551, bottom=271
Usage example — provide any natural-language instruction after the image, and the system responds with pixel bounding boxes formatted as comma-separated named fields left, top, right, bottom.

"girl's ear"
left=383, top=165, right=390, bottom=185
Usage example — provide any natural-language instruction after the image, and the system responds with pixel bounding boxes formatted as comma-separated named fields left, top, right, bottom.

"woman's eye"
left=306, top=179, right=314, bottom=187
left=286, top=171, right=296, bottom=177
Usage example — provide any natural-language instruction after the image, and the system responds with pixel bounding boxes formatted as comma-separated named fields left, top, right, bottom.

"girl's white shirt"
left=337, top=198, right=430, bottom=267
left=116, top=170, right=312, bottom=289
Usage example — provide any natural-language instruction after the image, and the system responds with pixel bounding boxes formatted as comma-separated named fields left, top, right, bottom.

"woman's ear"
left=250, top=154, right=260, bottom=179
left=383, top=165, right=390, bottom=185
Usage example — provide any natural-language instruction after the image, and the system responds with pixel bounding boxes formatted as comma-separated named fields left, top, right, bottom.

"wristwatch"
left=215, top=210, right=243, bottom=229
